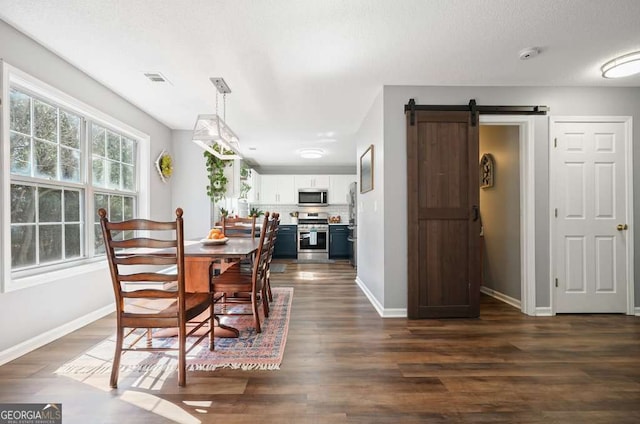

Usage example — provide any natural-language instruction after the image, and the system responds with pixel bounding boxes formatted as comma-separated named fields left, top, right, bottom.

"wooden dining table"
left=183, top=237, right=260, bottom=337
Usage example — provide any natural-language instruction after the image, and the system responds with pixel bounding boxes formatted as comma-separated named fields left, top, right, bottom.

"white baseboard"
left=535, top=306, right=553, bottom=316
left=381, top=308, right=408, bottom=318
left=480, top=286, right=521, bottom=310
left=635, top=307, right=640, bottom=316
left=0, top=303, right=115, bottom=366
left=355, top=276, right=383, bottom=317
left=355, top=276, right=407, bottom=318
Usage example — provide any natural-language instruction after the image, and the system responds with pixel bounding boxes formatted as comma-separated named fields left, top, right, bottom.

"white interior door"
left=551, top=118, right=631, bottom=313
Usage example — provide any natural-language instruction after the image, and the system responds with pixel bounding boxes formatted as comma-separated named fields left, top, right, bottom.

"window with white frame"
left=3, top=65, right=148, bottom=288
left=90, top=122, right=137, bottom=254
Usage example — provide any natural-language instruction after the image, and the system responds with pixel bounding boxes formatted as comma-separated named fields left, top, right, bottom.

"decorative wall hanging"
left=360, top=144, right=374, bottom=193
left=480, top=153, right=494, bottom=189
left=155, top=150, right=173, bottom=183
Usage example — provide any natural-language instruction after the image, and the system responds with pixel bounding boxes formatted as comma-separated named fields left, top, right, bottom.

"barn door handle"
left=472, top=205, right=479, bottom=221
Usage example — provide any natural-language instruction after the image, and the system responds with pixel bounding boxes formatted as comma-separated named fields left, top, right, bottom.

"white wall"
left=382, top=85, right=640, bottom=310
left=479, top=126, right=521, bottom=300
left=354, top=89, right=386, bottom=308
left=0, top=20, right=173, bottom=356
left=171, top=130, right=212, bottom=239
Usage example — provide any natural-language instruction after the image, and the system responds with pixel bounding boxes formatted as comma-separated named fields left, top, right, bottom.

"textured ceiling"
left=1, top=0, right=639, bottom=170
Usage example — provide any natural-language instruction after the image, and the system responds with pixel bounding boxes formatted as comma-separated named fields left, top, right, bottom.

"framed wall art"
left=360, top=144, right=374, bottom=193
left=480, top=153, right=494, bottom=189
left=155, top=150, right=173, bottom=183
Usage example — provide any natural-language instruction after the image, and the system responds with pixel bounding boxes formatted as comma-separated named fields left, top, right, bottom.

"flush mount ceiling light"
left=191, top=77, right=241, bottom=160
left=601, top=51, right=640, bottom=78
left=299, top=148, right=324, bottom=159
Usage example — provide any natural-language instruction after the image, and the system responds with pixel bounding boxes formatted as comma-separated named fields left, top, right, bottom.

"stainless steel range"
left=297, top=212, right=329, bottom=260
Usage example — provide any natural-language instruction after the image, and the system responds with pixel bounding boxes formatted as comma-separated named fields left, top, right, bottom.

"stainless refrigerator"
left=347, top=182, right=357, bottom=268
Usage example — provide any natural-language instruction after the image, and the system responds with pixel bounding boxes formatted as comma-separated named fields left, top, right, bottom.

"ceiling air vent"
left=144, top=72, right=171, bottom=83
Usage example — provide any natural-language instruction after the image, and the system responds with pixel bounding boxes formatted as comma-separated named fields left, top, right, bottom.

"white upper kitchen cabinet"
left=294, top=175, right=330, bottom=190
left=329, top=175, right=356, bottom=204
left=246, top=169, right=261, bottom=203
left=260, top=175, right=296, bottom=204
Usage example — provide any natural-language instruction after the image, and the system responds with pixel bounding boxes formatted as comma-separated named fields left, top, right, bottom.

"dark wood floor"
left=1, top=260, right=639, bottom=423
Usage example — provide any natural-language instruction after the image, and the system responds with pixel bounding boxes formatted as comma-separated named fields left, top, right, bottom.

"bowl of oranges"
left=200, top=227, right=229, bottom=245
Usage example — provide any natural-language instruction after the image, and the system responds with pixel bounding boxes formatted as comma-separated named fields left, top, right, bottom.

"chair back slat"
left=110, top=238, right=177, bottom=249
left=117, top=272, right=179, bottom=283
left=122, top=289, right=178, bottom=299
left=114, top=255, right=177, bottom=266
left=105, top=219, right=176, bottom=231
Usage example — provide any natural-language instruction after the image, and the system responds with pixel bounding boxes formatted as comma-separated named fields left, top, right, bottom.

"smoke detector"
left=519, top=48, right=540, bottom=60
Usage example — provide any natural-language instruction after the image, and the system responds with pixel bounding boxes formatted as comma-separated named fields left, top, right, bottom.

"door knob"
left=617, top=224, right=628, bottom=231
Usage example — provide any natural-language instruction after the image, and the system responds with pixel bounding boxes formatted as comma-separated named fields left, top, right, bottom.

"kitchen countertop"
left=277, top=221, right=348, bottom=225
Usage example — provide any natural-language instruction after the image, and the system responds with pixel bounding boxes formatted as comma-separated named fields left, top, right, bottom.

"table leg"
left=185, top=257, right=240, bottom=338
left=214, top=315, right=240, bottom=338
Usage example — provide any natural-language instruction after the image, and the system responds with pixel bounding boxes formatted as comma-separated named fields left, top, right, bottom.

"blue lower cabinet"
left=274, top=225, right=297, bottom=258
left=329, top=225, right=350, bottom=258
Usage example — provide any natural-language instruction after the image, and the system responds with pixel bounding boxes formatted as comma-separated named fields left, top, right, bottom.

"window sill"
left=4, top=260, right=108, bottom=293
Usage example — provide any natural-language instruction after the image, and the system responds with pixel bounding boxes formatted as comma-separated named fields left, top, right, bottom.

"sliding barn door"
left=407, top=110, right=481, bottom=318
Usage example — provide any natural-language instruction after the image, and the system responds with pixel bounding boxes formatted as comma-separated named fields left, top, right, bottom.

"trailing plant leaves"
left=204, top=151, right=232, bottom=202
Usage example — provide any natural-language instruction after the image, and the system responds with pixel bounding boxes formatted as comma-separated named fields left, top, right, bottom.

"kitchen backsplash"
left=251, top=204, right=349, bottom=224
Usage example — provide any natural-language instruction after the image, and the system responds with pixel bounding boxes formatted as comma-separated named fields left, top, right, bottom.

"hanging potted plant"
left=239, top=163, right=252, bottom=199
left=204, top=150, right=232, bottom=203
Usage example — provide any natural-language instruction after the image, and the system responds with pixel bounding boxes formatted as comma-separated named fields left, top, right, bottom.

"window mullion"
left=85, top=118, right=95, bottom=257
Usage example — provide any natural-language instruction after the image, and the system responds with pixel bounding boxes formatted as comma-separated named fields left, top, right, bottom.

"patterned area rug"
left=56, top=287, right=293, bottom=374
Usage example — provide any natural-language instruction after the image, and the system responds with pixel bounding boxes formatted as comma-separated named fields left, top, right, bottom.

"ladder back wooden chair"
left=263, top=212, right=280, bottom=306
left=221, top=215, right=257, bottom=268
left=99, top=207, right=215, bottom=388
left=222, top=215, right=257, bottom=238
left=211, top=212, right=276, bottom=333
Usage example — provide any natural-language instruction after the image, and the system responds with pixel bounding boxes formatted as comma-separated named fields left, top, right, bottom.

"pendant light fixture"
left=601, top=51, right=640, bottom=78
left=192, top=77, right=242, bottom=160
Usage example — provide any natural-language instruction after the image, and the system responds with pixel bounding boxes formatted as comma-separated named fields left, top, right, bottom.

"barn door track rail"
left=405, top=98, right=549, bottom=126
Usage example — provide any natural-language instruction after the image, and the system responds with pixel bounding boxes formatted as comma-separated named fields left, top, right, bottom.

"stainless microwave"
left=298, top=188, right=328, bottom=206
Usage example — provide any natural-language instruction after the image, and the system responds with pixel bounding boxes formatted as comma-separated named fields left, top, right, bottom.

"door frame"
left=549, top=116, right=634, bottom=315
left=480, top=115, right=536, bottom=316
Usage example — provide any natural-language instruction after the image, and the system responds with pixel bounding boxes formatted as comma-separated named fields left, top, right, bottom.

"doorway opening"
left=479, top=116, right=536, bottom=316
left=479, top=125, right=521, bottom=308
